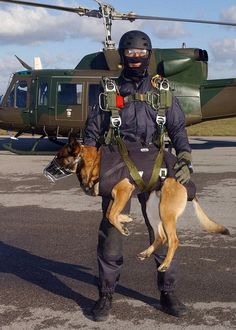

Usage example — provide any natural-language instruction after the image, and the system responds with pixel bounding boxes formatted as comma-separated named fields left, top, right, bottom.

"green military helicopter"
left=0, top=0, right=236, bottom=153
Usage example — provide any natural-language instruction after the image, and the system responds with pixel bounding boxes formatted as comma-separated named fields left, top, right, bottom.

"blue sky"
left=0, top=0, right=236, bottom=95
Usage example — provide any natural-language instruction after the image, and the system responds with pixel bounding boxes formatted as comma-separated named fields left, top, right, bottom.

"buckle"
left=160, top=78, right=170, bottom=91
left=99, top=92, right=108, bottom=111
left=146, top=92, right=160, bottom=110
left=111, top=115, right=121, bottom=128
left=159, top=168, right=167, bottom=180
left=156, top=114, right=166, bottom=127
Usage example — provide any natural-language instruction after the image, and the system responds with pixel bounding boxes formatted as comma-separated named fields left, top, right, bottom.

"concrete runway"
left=0, top=136, right=235, bottom=329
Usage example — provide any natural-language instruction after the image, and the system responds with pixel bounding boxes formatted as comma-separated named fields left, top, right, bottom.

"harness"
left=98, top=75, right=172, bottom=192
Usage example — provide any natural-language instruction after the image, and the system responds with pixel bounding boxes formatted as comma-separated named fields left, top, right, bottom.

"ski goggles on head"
left=124, top=48, right=149, bottom=58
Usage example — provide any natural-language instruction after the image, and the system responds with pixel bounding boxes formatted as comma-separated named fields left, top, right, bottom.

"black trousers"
left=96, top=193, right=177, bottom=294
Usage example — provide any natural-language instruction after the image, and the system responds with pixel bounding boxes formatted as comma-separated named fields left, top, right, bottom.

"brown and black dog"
left=52, top=134, right=230, bottom=272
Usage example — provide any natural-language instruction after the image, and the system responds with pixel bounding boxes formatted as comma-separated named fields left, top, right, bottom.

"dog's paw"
left=122, top=226, right=130, bottom=236
left=119, top=214, right=133, bottom=223
left=158, top=263, right=169, bottom=272
left=137, top=251, right=149, bottom=261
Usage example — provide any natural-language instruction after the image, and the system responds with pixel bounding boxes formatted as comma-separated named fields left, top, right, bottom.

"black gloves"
left=174, top=151, right=193, bottom=184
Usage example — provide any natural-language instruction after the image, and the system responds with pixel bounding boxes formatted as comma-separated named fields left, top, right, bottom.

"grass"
left=186, top=117, right=236, bottom=136
left=1, top=117, right=236, bottom=137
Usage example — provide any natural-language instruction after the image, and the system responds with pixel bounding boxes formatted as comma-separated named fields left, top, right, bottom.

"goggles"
left=124, top=48, right=149, bottom=58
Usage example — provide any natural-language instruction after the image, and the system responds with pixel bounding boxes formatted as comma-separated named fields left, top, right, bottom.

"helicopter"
left=0, top=0, right=236, bottom=154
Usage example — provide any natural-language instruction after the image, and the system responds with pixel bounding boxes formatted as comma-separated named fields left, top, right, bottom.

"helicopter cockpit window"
left=57, top=83, right=82, bottom=105
left=7, top=80, right=28, bottom=108
left=38, top=82, right=48, bottom=106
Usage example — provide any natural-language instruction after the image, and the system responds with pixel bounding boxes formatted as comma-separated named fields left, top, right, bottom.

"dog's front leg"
left=108, top=178, right=135, bottom=236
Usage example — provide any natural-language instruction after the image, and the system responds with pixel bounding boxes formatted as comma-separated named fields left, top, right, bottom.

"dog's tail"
left=192, top=197, right=230, bottom=235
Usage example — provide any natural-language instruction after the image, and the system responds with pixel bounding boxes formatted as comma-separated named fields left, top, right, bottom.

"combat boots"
left=160, top=291, right=188, bottom=317
left=91, top=292, right=113, bottom=322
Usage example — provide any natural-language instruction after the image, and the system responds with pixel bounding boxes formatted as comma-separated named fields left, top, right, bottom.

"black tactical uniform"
left=84, top=30, right=193, bottom=321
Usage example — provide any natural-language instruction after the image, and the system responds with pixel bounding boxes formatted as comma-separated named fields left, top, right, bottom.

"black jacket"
left=84, top=74, right=191, bottom=155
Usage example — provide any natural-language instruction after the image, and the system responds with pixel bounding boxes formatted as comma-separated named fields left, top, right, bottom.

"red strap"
left=116, top=95, right=124, bottom=108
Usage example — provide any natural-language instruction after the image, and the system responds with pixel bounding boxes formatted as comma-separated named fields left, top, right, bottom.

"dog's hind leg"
left=137, top=222, right=165, bottom=260
left=108, top=178, right=135, bottom=236
left=158, top=178, right=187, bottom=272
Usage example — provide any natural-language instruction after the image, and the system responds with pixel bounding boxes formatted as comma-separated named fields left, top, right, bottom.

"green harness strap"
left=116, top=136, right=146, bottom=191
left=145, top=134, right=165, bottom=192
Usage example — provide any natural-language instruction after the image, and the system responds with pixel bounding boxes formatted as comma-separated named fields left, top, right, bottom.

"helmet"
left=118, top=30, right=152, bottom=51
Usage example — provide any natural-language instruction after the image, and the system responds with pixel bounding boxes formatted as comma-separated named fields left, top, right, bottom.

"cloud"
left=151, top=22, right=189, bottom=40
left=0, top=2, right=145, bottom=47
left=0, top=5, right=106, bottom=45
left=210, top=37, right=236, bottom=61
left=0, top=56, right=22, bottom=95
left=220, top=5, right=236, bottom=23
left=208, top=37, right=236, bottom=79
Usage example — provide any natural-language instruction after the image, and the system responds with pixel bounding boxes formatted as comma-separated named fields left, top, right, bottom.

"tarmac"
left=0, top=136, right=235, bottom=329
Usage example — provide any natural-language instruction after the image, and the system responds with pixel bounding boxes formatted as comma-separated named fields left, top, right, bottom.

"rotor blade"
left=115, top=13, right=236, bottom=27
left=1, top=1, right=236, bottom=27
left=0, top=0, right=102, bottom=17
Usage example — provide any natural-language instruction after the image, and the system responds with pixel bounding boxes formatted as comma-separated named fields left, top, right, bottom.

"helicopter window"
left=16, top=80, right=27, bottom=108
left=57, top=83, right=82, bottom=105
left=88, top=84, right=103, bottom=107
left=38, top=82, right=48, bottom=106
left=7, top=80, right=28, bottom=108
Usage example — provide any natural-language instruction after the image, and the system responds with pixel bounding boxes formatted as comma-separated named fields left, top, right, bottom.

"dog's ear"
left=68, top=133, right=81, bottom=154
left=68, top=133, right=78, bottom=146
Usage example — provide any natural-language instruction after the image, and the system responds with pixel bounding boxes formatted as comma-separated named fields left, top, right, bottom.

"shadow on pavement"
left=0, top=241, right=158, bottom=317
left=0, top=136, right=66, bottom=154
left=190, top=137, right=236, bottom=149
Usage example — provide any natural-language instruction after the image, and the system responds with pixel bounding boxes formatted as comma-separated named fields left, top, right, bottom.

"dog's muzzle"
left=43, top=157, right=74, bottom=182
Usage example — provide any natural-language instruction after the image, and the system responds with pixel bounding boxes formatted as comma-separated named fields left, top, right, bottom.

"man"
left=84, top=30, right=193, bottom=321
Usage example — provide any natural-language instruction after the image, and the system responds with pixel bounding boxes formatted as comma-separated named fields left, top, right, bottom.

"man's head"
left=118, top=30, right=152, bottom=79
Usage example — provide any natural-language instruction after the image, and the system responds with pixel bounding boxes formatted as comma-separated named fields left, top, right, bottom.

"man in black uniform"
left=84, top=30, right=194, bottom=321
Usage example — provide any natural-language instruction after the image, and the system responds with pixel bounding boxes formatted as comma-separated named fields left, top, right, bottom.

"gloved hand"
left=174, top=151, right=193, bottom=184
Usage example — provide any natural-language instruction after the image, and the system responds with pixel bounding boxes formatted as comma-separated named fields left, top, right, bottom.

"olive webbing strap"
left=116, top=136, right=146, bottom=191
left=144, top=134, right=164, bottom=192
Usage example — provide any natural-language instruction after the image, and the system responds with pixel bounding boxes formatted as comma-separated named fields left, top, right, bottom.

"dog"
left=52, top=134, right=230, bottom=272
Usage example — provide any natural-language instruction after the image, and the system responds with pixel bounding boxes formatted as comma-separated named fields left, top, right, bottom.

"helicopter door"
left=52, top=79, right=84, bottom=123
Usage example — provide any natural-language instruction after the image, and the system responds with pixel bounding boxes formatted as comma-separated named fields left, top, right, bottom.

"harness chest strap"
left=118, top=89, right=172, bottom=111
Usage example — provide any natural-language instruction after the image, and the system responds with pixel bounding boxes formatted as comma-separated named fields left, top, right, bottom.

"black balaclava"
left=122, top=53, right=151, bottom=79
left=118, top=30, right=152, bottom=81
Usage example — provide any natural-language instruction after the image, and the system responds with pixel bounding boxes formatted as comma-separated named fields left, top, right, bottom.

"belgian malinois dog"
left=49, top=135, right=229, bottom=272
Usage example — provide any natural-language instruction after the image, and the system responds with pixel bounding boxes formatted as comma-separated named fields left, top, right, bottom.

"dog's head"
left=53, top=134, right=100, bottom=195
left=56, top=134, right=83, bottom=173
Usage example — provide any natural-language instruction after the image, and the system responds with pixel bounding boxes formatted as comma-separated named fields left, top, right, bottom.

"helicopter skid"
left=2, top=136, right=66, bottom=155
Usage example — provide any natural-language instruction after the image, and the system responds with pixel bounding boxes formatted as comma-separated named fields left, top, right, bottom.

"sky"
left=0, top=0, right=236, bottom=95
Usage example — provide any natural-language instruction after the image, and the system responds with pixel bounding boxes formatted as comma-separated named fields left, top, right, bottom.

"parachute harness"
left=98, top=75, right=172, bottom=192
